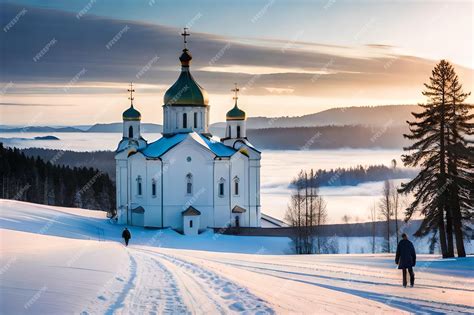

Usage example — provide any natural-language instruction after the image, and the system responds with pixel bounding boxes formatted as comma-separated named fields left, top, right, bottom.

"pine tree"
left=400, top=60, right=472, bottom=258
left=446, top=72, right=473, bottom=257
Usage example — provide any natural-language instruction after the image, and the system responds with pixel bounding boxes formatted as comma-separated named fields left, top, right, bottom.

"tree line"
left=291, top=163, right=415, bottom=188
left=0, top=143, right=115, bottom=212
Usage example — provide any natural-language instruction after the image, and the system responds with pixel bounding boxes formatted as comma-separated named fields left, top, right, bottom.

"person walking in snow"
left=122, top=227, right=131, bottom=246
left=395, top=233, right=416, bottom=287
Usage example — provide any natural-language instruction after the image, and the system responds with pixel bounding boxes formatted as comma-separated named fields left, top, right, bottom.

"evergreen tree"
left=400, top=60, right=472, bottom=258
left=445, top=72, right=473, bottom=257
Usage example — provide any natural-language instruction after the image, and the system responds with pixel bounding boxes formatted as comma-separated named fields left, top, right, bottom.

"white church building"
left=115, top=31, right=261, bottom=235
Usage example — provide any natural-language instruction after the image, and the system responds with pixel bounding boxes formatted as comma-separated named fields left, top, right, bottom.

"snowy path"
left=129, top=247, right=274, bottom=314
left=164, top=250, right=474, bottom=314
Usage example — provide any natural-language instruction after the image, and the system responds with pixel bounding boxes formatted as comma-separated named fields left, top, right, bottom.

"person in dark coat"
left=122, top=228, right=131, bottom=246
left=395, top=233, right=416, bottom=287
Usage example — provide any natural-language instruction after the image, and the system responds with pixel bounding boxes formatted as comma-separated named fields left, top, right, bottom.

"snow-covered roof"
left=141, top=132, right=236, bottom=158
left=232, top=205, right=246, bottom=213
left=182, top=206, right=201, bottom=216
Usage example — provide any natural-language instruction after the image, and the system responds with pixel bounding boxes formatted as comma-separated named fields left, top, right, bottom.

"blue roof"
left=140, top=132, right=236, bottom=158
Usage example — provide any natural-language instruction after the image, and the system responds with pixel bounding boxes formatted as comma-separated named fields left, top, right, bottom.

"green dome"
left=163, top=49, right=209, bottom=106
left=226, top=103, right=246, bottom=121
left=123, top=105, right=141, bottom=121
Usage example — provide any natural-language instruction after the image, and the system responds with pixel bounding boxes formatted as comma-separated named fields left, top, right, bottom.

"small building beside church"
left=115, top=31, right=261, bottom=234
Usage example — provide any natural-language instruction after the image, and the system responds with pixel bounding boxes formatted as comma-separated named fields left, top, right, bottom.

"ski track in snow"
left=109, top=249, right=189, bottom=315
left=134, top=248, right=275, bottom=315
left=196, top=256, right=474, bottom=314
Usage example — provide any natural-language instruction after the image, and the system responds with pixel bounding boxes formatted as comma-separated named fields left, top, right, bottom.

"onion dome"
left=163, top=48, right=209, bottom=106
left=123, top=105, right=141, bottom=121
left=226, top=103, right=246, bottom=121
left=227, top=84, right=246, bottom=120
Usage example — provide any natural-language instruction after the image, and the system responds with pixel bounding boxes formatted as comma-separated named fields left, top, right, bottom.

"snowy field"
left=1, top=200, right=473, bottom=314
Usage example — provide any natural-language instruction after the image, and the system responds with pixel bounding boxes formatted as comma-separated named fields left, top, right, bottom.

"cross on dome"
left=128, top=82, right=135, bottom=105
left=231, top=83, right=240, bottom=104
left=181, top=27, right=190, bottom=49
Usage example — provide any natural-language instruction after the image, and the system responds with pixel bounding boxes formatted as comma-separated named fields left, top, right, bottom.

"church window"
left=151, top=179, right=157, bottom=197
left=189, top=220, right=193, bottom=228
left=183, top=113, right=187, bottom=128
left=186, top=173, right=193, bottom=194
left=218, top=178, right=225, bottom=197
left=128, top=126, right=133, bottom=138
left=186, top=156, right=192, bottom=162
left=228, top=126, right=231, bottom=138
left=194, top=112, right=198, bottom=128
left=137, top=176, right=142, bottom=196
left=234, top=177, right=240, bottom=196
left=237, top=125, right=241, bottom=138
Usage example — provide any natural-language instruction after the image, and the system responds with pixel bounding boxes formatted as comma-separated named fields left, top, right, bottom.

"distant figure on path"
left=122, top=228, right=131, bottom=246
left=395, top=233, right=416, bottom=287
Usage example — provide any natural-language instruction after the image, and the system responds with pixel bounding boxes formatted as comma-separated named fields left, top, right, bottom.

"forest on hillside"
left=0, top=143, right=115, bottom=211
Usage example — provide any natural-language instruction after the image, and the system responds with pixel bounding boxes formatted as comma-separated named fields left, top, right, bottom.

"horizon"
left=1, top=0, right=473, bottom=125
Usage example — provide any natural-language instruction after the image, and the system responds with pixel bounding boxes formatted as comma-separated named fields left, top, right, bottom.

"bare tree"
left=286, top=170, right=326, bottom=254
left=315, top=195, right=327, bottom=253
left=341, top=214, right=351, bottom=254
left=369, top=203, right=377, bottom=253
left=379, top=180, right=392, bottom=252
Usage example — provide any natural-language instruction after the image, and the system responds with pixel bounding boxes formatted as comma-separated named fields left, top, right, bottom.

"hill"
left=0, top=105, right=417, bottom=135
left=247, top=125, right=409, bottom=150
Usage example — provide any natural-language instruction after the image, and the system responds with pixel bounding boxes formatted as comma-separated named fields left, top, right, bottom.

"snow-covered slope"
left=1, top=200, right=473, bottom=314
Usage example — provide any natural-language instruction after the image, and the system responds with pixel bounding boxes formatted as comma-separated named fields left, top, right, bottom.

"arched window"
left=137, top=175, right=142, bottom=196
left=194, top=112, right=198, bottom=128
left=183, top=113, right=187, bottom=128
left=234, top=176, right=240, bottom=196
left=128, top=126, right=133, bottom=138
left=151, top=179, right=157, bottom=197
left=228, top=126, right=231, bottom=138
left=236, top=125, right=241, bottom=138
left=186, top=173, right=193, bottom=195
left=218, top=178, right=225, bottom=197
left=235, top=215, right=240, bottom=227
left=189, top=220, right=193, bottom=228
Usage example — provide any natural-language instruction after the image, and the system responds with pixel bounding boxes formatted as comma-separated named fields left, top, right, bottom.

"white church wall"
left=123, top=120, right=140, bottom=139
left=249, top=159, right=261, bottom=227
left=128, top=153, right=148, bottom=226
left=230, top=153, right=248, bottom=226
left=213, top=159, right=231, bottom=228
left=144, top=159, right=162, bottom=227
left=163, top=105, right=209, bottom=135
left=161, top=139, right=215, bottom=229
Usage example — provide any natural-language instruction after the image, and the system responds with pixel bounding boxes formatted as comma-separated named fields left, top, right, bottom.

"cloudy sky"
left=0, top=0, right=473, bottom=125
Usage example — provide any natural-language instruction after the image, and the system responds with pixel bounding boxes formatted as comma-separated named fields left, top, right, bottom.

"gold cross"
left=181, top=27, right=190, bottom=49
left=231, top=83, right=239, bottom=101
left=127, top=82, right=135, bottom=104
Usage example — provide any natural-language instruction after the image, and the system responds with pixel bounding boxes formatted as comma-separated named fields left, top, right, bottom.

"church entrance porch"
left=182, top=206, right=201, bottom=236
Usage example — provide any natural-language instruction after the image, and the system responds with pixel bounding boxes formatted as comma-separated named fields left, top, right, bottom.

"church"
left=115, top=30, right=261, bottom=235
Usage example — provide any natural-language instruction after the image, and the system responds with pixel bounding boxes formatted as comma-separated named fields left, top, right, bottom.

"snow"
left=1, top=199, right=473, bottom=314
